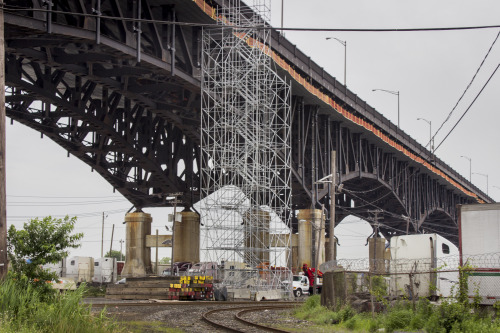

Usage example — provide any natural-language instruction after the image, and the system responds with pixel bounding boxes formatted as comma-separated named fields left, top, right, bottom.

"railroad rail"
left=87, top=300, right=298, bottom=308
left=202, top=305, right=296, bottom=333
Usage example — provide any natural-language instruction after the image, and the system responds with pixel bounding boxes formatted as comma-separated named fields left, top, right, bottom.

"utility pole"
left=0, top=0, right=6, bottom=280
left=168, top=192, right=182, bottom=275
left=368, top=210, right=383, bottom=273
left=101, top=212, right=105, bottom=258
left=155, top=229, right=159, bottom=275
left=328, top=151, right=336, bottom=261
left=109, top=224, right=115, bottom=257
left=119, top=239, right=124, bottom=261
left=311, top=110, right=317, bottom=294
left=314, top=205, right=325, bottom=295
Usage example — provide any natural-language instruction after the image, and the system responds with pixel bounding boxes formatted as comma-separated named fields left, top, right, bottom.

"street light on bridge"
left=325, top=37, right=347, bottom=87
left=417, top=118, right=433, bottom=155
left=372, top=89, right=400, bottom=128
left=460, top=155, right=472, bottom=183
left=473, top=172, right=489, bottom=196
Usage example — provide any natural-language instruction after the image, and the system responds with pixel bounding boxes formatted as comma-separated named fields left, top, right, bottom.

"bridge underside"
left=3, top=0, right=484, bottom=245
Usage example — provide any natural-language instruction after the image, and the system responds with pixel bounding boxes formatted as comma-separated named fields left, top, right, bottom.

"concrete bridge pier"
left=121, top=211, right=153, bottom=277
left=172, top=211, right=200, bottom=264
left=297, top=209, right=325, bottom=269
left=369, top=237, right=386, bottom=273
left=243, top=210, right=271, bottom=264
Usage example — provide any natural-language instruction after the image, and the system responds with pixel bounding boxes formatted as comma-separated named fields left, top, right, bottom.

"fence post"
left=408, top=272, right=415, bottom=309
left=342, top=270, right=346, bottom=301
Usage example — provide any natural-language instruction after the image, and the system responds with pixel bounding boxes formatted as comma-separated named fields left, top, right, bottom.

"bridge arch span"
left=418, top=208, right=457, bottom=244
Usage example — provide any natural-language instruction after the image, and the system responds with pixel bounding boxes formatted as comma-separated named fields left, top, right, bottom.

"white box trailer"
left=92, top=257, right=117, bottom=283
left=42, top=259, right=66, bottom=277
left=459, top=203, right=500, bottom=305
left=390, top=233, right=459, bottom=298
left=66, top=256, right=94, bottom=283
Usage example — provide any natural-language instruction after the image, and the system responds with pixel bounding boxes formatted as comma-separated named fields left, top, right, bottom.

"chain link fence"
left=324, top=253, right=500, bottom=308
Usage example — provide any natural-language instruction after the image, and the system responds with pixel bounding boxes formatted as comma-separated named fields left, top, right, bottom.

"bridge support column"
left=172, top=211, right=200, bottom=264
left=291, top=234, right=299, bottom=273
left=122, top=211, right=153, bottom=277
left=369, top=237, right=386, bottom=273
left=297, top=209, right=325, bottom=269
left=243, top=210, right=271, bottom=264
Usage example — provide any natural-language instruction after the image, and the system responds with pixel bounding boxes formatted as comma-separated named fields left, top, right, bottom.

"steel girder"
left=290, top=97, right=476, bottom=245
left=2, top=1, right=486, bottom=244
left=4, top=0, right=203, bottom=208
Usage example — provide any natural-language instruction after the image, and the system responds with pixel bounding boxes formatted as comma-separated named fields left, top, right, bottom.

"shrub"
left=384, top=308, right=412, bottom=333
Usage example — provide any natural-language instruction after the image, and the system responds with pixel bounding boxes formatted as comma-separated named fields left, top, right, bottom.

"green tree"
left=7, top=216, right=83, bottom=292
left=104, top=249, right=125, bottom=261
left=159, top=257, right=171, bottom=264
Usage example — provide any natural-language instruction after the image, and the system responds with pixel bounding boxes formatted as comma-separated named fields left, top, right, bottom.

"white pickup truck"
left=291, top=275, right=322, bottom=297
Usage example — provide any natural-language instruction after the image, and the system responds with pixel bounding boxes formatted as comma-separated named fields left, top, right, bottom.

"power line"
left=7, top=208, right=129, bottom=220
left=7, top=201, right=127, bottom=207
left=8, top=194, right=124, bottom=199
left=431, top=29, right=500, bottom=146
left=434, top=63, right=500, bottom=152
left=4, top=5, right=500, bottom=33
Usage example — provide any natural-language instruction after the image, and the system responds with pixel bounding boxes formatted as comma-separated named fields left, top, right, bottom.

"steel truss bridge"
left=3, top=0, right=491, bottom=245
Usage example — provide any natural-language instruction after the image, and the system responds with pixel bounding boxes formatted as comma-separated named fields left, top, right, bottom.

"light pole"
left=372, top=89, right=400, bottom=128
left=325, top=37, right=347, bottom=87
left=473, top=172, right=489, bottom=196
left=460, top=155, right=472, bottom=183
left=280, top=0, right=284, bottom=34
left=417, top=118, right=433, bottom=154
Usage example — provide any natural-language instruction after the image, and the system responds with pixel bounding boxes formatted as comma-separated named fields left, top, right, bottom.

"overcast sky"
left=5, top=0, right=500, bottom=261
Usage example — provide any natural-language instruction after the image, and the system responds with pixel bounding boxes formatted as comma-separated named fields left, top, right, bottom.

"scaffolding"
left=200, top=0, right=292, bottom=293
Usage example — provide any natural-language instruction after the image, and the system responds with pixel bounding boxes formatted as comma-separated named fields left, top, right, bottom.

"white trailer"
left=42, top=259, right=66, bottom=277
left=390, top=233, right=459, bottom=299
left=459, top=203, right=500, bottom=305
left=92, top=257, right=117, bottom=283
left=66, top=256, right=94, bottom=283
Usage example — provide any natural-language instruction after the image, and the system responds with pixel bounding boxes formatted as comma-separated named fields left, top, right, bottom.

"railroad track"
left=202, top=305, right=296, bottom=332
left=88, top=300, right=298, bottom=308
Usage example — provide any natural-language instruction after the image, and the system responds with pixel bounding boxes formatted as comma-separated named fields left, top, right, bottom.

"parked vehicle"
left=459, top=203, right=500, bottom=304
left=117, top=261, right=125, bottom=276
left=66, top=256, right=94, bottom=283
left=390, top=233, right=458, bottom=298
left=289, top=275, right=322, bottom=297
left=188, top=262, right=218, bottom=279
left=161, top=262, right=192, bottom=276
left=92, top=257, right=117, bottom=283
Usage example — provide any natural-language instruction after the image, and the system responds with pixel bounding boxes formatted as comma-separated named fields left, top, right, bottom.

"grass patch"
left=119, top=321, right=183, bottom=333
left=0, top=276, right=118, bottom=333
left=292, top=295, right=500, bottom=333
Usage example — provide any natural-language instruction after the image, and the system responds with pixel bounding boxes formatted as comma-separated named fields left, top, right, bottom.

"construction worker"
left=302, top=263, right=323, bottom=295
